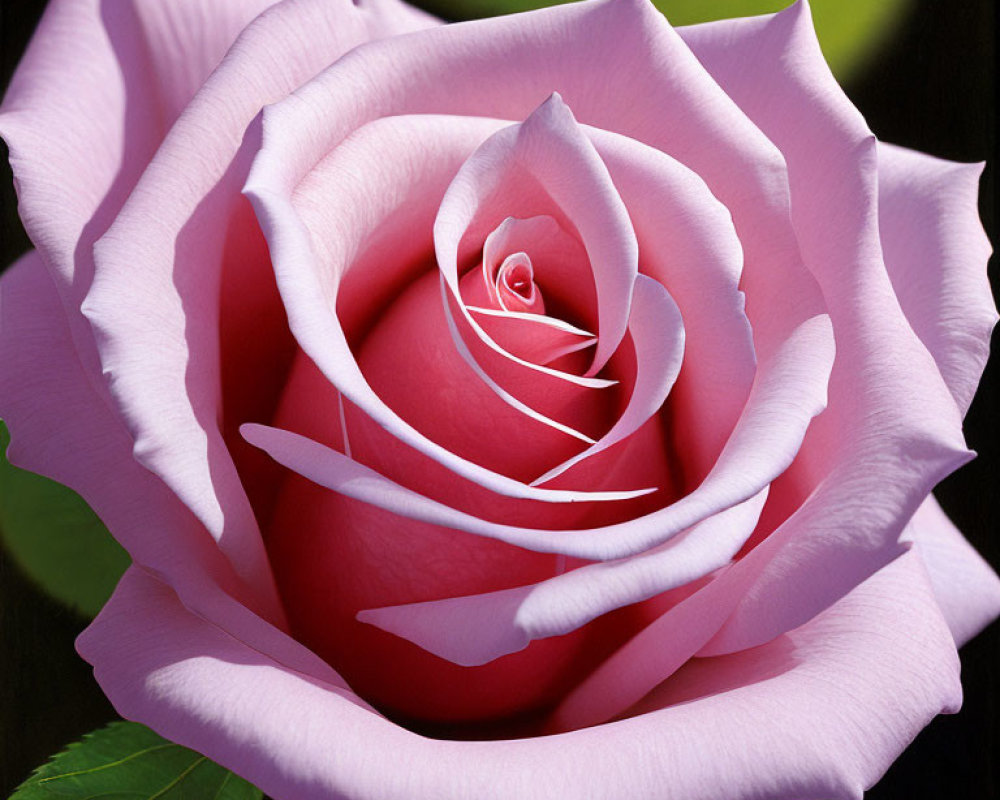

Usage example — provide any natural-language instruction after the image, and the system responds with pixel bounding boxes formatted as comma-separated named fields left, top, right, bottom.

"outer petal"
left=0, top=253, right=342, bottom=676
left=0, top=0, right=277, bottom=371
left=876, top=143, right=996, bottom=416
left=680, top=0, right=973, bottom=656
left=0, top=0, right=162, bottom=379
left=78, top=550, right=961, bottom=800
left=906, top=495, right=1000, bottom=647
left=127, top=0, right=284, bottom=123
left=81, top=0, right=435, bottom=611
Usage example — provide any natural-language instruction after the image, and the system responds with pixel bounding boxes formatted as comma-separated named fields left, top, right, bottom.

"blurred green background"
left=0, top=0, right=995, bottom=797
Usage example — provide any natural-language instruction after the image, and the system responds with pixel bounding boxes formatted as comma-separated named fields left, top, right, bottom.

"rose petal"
left=0, top=252, right=322, bottom=654
left=435, top=93, right=637, bottom=381
left=473, top=215, right=598, bottom=338
left=679, top=0, right=974, bottom=656
left=531, top=273, right=683, bottom=486
left=587, top=127, right=755, bottom=482
left=0, top=0, right=279, bottom=372
left=81, top=0, right=434, bottom=601
left=243, top=423, right=654, bottom=519
left=358, top=488, right=766, bottom=666
left=0, top=0, right=162, bottom=381
left=77, top=548, right=961, bottom=800
left=905, top=495, right=1000, bottom=647
left=876, top=143, right=996, bottom=416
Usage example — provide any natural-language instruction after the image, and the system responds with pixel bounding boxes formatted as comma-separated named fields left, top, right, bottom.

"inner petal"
left=480, top=215, right=597, bottom=334
left=355, top=266, right=611, bottom=480
left=434, top=94, right=639, bottom=391
left=459, top=217, right=598, bottom=373
left=496, top=253, right=542, bottom=313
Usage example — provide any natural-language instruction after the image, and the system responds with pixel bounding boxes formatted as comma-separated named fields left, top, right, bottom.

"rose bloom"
left=1, top=0, right=998, bottom=797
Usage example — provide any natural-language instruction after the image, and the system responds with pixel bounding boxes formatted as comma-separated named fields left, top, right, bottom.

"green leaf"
left=413, top=0, right=912, bottom=81
left=10, top=721, right=262, bottom=800
left=0, top=421, right=129, bottom=617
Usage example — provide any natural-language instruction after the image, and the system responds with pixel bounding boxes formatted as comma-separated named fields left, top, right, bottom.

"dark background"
left=0, top=0, right=996, bottom=796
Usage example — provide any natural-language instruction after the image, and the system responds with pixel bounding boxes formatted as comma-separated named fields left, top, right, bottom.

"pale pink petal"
left=877, top=143, right=996, bottom=416
left=358, top=488, right=766, bottom=666
left=906, top=495, right=1000, bottom=647
left=0, top=0, right=279, bottom=374
left=81, top=0, right=435, bottom=610
left=0, top=253, right=342, bottom=667
left=110, top=0, right=290, bottom=519
left=0, top=0, right=163, bottom=381
left=243, top=423, right=652, bottom=521
left=78, top=549, right=961, bottom=800
left=129, top=0, right=282, bottom=122
left=679, top=0, right=973, bottom=656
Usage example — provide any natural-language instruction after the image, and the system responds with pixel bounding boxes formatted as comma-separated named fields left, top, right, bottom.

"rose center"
left=489, top=251, right=545, bottom=315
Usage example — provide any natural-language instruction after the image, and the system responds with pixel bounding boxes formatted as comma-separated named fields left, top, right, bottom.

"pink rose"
left=1, top=0, right=997, bottom=796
